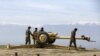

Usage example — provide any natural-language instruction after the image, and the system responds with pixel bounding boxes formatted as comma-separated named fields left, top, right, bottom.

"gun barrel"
left=56, top=36, right=96, bottom=42
left=56, top=36, right=82, bottom=39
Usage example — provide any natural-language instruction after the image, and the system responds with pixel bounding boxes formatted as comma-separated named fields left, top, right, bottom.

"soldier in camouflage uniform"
left=69, top=28, right=78, bottom=48
left=25, top=26, right=33, bottom=45
left=33, top=28, right=38, bottom=45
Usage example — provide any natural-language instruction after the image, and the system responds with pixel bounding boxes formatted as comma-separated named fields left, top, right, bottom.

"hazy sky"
left=0, top=0, right=100, bottom=26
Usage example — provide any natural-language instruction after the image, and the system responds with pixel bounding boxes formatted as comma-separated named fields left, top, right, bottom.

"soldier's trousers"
left=33, top=38, right=35, bottom=44
left=25, top=37, right=31, bottom=45
left=33, top=39, right=37, bottom=45
left=69, top=40, right=77, bottom=48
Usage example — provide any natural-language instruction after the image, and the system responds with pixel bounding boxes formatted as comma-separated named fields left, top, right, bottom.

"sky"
left=0, top=0, right=100, bottom=26
left=0, top=0, right=100, bottom=49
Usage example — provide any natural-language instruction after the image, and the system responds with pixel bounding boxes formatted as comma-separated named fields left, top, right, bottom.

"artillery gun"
left=35, top=31, right=95, bottom=48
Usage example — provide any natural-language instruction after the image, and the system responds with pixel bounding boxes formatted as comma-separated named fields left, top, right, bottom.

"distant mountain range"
left=0, top=24, right=100, bottom=49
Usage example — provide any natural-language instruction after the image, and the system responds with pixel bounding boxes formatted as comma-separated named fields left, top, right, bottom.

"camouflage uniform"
left=33, top=30, right=38, bottom=44
left=69, top=28, right=77, bottom=48
left=25, top=27, right=32, bottom=45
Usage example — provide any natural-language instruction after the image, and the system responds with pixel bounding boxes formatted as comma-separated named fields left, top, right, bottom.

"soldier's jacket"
left=26, top=29, right=32, bottom=38
left=71, top=30, right=76, bottom=41
left=33, top=31, right=38, bottom=40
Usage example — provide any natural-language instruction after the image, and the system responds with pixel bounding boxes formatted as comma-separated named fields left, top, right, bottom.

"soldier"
left=25, top=26, right=33, bottom=45
left=33, top=28, right=38, bottom=45
left=69, top=28, right=78, bottom=48
left=39, top=27, right=44, bottom=32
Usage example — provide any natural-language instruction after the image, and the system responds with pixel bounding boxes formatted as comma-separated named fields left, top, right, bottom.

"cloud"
left=0, top=21, right=27, bottom=26
left=65, top=21, right=100, bottom=25
left=0, top=0, right=99, bottom=26
left=0, top=21, right=100, bottom=26
left=78, top=21, right=100, bottom=25
left=0, top=21, right=44, bottom=28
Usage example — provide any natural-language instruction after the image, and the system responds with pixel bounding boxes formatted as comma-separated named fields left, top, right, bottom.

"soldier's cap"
left=40, top=27, right=44, bottom=31
left=74, top=28, right=78, bottom=31
left=35, top=28, right=38, bottom=29
left=41, top=27, right=44, bottom=29
left=28, top=26, right=31, bottom=29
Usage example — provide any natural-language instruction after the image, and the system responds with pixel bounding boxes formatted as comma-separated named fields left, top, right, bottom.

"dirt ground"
left=0, top=45, right=100, bottom=56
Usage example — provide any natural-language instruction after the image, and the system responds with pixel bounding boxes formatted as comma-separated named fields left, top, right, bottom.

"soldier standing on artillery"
left=25, top=26, right=33, bottom=45
left=69, top=28, right=78, bottom=48
left=33, top=28, right=38, bottom=45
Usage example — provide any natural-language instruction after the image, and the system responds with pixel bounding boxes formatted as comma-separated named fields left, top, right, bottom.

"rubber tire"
left=37, top=31, right=49, bottom=48
left=48, top=38, right=56, bottom=44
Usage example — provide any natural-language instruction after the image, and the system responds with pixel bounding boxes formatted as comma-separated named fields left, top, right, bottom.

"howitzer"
left=35, top=32, right=95, bottom=48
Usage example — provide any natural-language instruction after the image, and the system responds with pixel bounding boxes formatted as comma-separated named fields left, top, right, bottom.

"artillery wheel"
left=37, top=32, right=49, bottom=48
left=48, top=38, right=56, bottom=44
